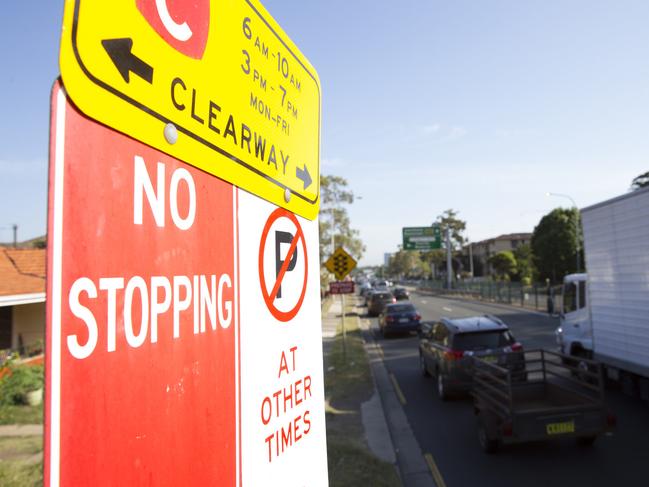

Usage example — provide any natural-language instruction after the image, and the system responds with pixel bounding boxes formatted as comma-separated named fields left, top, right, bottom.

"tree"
left=318, top=175, right=365, bottom=286
left=387, top=249, right=424, bottom=278
left=531, top=208, right=582, bottom=283
left=631, top=171, right=649, bottom=190
left=489, top=251, right=517, bottom=281
left=513, top=243, right=536, bottom=284
left=421, top=249, right=447, bottom=279
left=434, top=209, right=466, bottom=251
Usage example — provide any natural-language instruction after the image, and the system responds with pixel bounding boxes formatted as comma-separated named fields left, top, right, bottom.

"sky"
left=1, top=1, right=648, bottom=265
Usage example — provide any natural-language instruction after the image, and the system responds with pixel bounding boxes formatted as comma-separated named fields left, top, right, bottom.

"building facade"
left=0, top=247, right=46, bottom=357
left=469, top=233, right=532, bottom=277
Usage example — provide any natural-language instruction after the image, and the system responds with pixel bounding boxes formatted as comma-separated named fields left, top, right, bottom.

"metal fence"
left=417, top=280, right=564, bottom=313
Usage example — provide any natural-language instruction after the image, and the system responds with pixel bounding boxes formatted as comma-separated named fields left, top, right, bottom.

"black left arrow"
left=102, top=38, right=154, bottom=84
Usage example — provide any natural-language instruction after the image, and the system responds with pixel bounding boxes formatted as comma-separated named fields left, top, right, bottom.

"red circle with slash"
left=258, top=208, right=308, bottom=322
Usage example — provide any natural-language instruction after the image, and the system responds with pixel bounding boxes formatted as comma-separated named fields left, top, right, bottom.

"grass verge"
left=0, top=405, right=43, bottom=425
left=0, top=460, right=43, bottom=487
left=0, top=437, right=43, bottom=487
left=324, top=301, right=401, bottom=487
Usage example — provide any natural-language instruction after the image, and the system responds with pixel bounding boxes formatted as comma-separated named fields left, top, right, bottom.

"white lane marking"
left=421, top=300, right=428, bottom=304
left=443, top=306, right=453, bottom=312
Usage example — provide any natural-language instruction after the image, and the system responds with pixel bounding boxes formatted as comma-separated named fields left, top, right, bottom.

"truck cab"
left=556, top=273, right=593, bottom=359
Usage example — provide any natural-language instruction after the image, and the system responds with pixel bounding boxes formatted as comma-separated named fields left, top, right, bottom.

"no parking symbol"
left=258, top=208, right=308, bottom=322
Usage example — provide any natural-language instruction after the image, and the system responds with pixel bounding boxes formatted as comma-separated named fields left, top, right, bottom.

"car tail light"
left=511, top=342, right=523, bottom=352
left=502, top=421, right=513, bottom=436
left=414, top=313, right=421, bottom=321
left=444, top=349, right=464, bottom=361
left=386, top=316, right=395, bottom=323
left=392, top=298, right=396, bottom=303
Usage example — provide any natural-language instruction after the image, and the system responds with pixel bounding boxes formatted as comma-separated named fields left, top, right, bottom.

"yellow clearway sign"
left=60, top=0, right=320, bottom=219
left=325, top=247, right=357, bottom=281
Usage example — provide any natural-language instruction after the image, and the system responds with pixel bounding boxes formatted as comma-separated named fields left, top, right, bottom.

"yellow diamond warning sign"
left=325, top=247, right=357, bottom=282
left=59, top=0, right=321, bottom=219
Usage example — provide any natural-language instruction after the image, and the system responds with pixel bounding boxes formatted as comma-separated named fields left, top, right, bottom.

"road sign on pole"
left=45, top=82, right=327, bottom=486
left=324, top=247, right=357, bottom=281
left=59, top=0, right=321, bottom=220
left=329, top=281, right=355, bottom=294
left=402, top=226, right=442, bottom=250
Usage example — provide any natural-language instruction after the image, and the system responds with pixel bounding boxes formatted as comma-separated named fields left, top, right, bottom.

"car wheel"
left=477, top=419, right=499, bottom=454
left=420, top=353, right=430, bottom=377
left=436, top=370, right=449, bottom=401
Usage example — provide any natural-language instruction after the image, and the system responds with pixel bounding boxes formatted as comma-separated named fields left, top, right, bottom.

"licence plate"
left=399, top=318, right=409, bottom=323
left=546, top=420, right=575, bottom=435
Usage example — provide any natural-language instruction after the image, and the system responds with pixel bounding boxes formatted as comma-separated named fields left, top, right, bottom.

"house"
left=469, top=233, right=532, bottom=277
left=0, top=247, right=46, bottom=355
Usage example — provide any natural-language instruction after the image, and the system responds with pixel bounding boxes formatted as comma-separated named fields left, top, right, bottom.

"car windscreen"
left=452, top=331, right=514, bottom=350
left=387, top=305, right=415, bottom=314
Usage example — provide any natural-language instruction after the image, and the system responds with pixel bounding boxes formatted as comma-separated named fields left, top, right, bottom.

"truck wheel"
left=573, top=350, right=596, bottom=384
left=420, top=353, right=430, bottom=377
left=576, top=435, right=597, bottom=447
left=477, top=420, right=499, bottom=454
left=436, top=371, right=449, bottom=401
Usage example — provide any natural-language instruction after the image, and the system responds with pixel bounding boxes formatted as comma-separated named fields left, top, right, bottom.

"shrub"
left=0, top=364, right=44, bottom=406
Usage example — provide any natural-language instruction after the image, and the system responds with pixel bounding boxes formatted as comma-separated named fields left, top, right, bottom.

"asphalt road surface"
left=368, top=290, right=649, bottom=487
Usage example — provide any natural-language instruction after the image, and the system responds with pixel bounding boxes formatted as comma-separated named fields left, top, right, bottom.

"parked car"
left=367, top=291, right=395, bottom=317
left=379, top=303, right=421, bottom=337
left=373, top=280, right=390, bottom=291
left=363, top=288, right=379, bottom=306
left=418, top=316, right=524, bottom=400
left=392, top=287, right=410, bottom=300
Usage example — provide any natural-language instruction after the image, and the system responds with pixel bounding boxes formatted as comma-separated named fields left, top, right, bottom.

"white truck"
left=556, top=186, right=649, bottom=403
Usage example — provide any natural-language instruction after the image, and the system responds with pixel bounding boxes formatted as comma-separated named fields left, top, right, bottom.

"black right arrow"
left=102, top=38, right=154, bottom=84
left=296, top=164, right=312, bottom=190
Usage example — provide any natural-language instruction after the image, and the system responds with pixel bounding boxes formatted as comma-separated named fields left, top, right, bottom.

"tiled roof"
left=0, top=247, right=46, bottom=297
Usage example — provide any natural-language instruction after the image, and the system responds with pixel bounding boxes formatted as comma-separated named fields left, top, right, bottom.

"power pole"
left=468, top=239, right=474, bottom=279
left=446, top=227, right=452, bottom=289
left=12, top=224, right=17, bottom=248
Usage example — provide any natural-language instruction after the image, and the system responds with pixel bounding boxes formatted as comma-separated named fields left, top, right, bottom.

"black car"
left=392, top=287, right=410, bottom=300
left=418, top=315, right=525, bottom=400
left=379, top=303, right=421, bottom=337
left=367, top=291, right=395, bottom=317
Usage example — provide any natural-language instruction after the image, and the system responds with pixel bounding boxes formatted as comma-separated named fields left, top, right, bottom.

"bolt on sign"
left=402, top=226, right=442, bottom=250
left=45, top=82, right=327, bottom=486
left=324, top=247, right=357, bottom=281
left=59, top=0, right=321, bottom=220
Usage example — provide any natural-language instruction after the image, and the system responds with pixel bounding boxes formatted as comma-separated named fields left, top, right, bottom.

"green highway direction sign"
left=402, top=226, right=442, bottom=250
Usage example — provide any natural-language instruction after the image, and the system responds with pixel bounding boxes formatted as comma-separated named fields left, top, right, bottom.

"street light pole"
left=546, top=192, right=581, bottom=273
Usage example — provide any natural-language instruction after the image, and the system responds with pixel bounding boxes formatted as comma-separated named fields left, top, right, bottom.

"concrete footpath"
left=0, top=424, right=42, bottom=437
left=322, top=296, right=435, bottom=487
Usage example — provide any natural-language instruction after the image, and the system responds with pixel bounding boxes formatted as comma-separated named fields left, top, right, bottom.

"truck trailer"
left=556, top=186, right=649, bottom=402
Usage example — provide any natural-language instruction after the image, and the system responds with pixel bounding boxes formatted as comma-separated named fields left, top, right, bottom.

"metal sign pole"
left=341, top=293, right=346, bottom=363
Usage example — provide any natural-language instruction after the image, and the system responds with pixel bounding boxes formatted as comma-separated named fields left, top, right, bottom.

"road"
left=368, top=290, right=649, bottom=487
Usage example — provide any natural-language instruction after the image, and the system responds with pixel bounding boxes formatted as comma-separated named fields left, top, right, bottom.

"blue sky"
left=1, top=1, right=648, bottom=265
